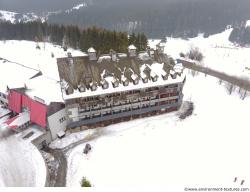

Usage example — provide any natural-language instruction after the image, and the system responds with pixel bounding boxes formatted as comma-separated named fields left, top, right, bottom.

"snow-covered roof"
left=25, top=75, right=63, bottom=105
left=128, top=45, right=137, bottom=50
left=170, top=70, right=176, bottom=75
left=0, top=59, right=38, bottom=93
left=98, top=55, right=111, bottom=62
left=88, top=47, right=96, bottom=53
left=140, top=72, right=147, bottom=79
left=111, top=77, right=119, bottom=83
left=57, top=130, right=66, bottom=137
left=121, top=76, right=128, bottom=82
left=0, top=40, right=87, bottom=104
left=150, top=71, right=157, bottom=78
left=131, top=74, right=139, bottom=81
left=62, top=63, right=186, bottom=100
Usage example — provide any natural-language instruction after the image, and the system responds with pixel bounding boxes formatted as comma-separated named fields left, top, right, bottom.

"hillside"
left=2, top=0, right=250, bottom=38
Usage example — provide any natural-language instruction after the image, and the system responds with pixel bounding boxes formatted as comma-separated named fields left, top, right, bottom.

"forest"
left=47, top=0, right=250, bottom=38
left=229, top=24, right=250, bottom=45
left=0, top=21, right=148, bottom=54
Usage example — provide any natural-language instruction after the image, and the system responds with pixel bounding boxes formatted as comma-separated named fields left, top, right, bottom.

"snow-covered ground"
left=50, top=129, right=95, bottom=149
left=0, top=40, right=86, bottom=104
left=0, top=113, right=47, bottom=187
left=0, top=10, right=16, bottom=23
left=66, top=72, right=250, bottom=188
left=0, top=10, right=42, bottom=23
left=149, top=28, right=250, bottom=80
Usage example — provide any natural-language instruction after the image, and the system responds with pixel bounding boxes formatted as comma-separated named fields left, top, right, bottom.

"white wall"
left=47, top=108, right=67, bottom=140
left=0, top=92, right=8, bottom=106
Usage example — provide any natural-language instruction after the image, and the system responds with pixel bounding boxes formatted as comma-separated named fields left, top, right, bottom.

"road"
left=179, top=59, right=250, bottom=92
left=44, top=130, right=102, bottom=187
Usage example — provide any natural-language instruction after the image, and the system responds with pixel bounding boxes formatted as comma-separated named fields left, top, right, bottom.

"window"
left=59, top=116, right=66, bottom=124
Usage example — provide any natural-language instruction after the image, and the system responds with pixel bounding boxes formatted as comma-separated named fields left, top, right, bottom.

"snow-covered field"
left=149, top=28, right=250, bottom=79
left=0, top=120, right=47, bottom=187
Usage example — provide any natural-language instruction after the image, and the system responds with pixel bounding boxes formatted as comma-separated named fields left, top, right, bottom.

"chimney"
left=67, top=52, right=74, bottom=65
left=128, top=44, right=137, bottom=57
left=110, top=49, right=117, bottom=62
left=147, top=47, right=155, bottom=58
left=88, top=47, right=97, bottom=61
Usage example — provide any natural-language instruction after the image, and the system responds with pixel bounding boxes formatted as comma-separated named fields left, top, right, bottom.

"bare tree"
left=187, top=47, right=204, bottom=62
left=225, top=82, right=235, bottom=95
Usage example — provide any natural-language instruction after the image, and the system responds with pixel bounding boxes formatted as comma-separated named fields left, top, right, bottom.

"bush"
left=81, top=177, right=92, bottom=187
left=187, top=47, right=204, bottom=61
left=179, top=52, right=185, bottom=57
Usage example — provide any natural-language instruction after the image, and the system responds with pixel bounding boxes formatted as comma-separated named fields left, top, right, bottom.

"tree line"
left=229, top=24, right=250, bottom=45
left=0, top=21, right=148, bottom=54
left=48, top=0, right=250, bottom=38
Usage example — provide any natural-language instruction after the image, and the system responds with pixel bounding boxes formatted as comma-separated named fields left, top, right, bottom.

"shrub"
left=179, top=52, right=185, bottom=57
left=187, top=47, right=204, bottom=61
left=81, top=177, right=92, bottom=187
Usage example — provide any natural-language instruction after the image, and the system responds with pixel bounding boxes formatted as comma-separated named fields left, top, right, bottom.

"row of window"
left=67, top=84, right=180, bottom=106
left=77, top=99, right=179, bottom=120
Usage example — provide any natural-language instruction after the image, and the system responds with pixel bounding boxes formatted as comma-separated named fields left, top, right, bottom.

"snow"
left=128, top=45, right=137, bottom=50
left=0, top=59, right=38, bottom=93
left=72, top=3, right=87, bottom=10
left=63, top=64, right=186, bottom=99
left=66, top=72, right=250, bottom=188
left=50, top=129, right=95, bottom=149
left=0, top=40, right=86, bottom=104
left=0, top=114, right=46, bottom=186
left=0, top=107, right=11, bottom=118
left=0, top=10, right=42, bottom=23
left=0, top=10, right=16, bottom=23
left=87, top=47, right=96, bottom=53
left=246, top=20, right=250, bottom=27
left=148, top=28, right=250, bottom=80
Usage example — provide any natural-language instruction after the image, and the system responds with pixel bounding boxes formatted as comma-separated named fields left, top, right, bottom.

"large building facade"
left=65, top=80, right=185, bottom=129
left=57, top=42, right=186, bottom=130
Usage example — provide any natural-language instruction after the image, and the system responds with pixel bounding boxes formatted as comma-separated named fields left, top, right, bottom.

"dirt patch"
left=178, top=101, right=194, bottom=120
